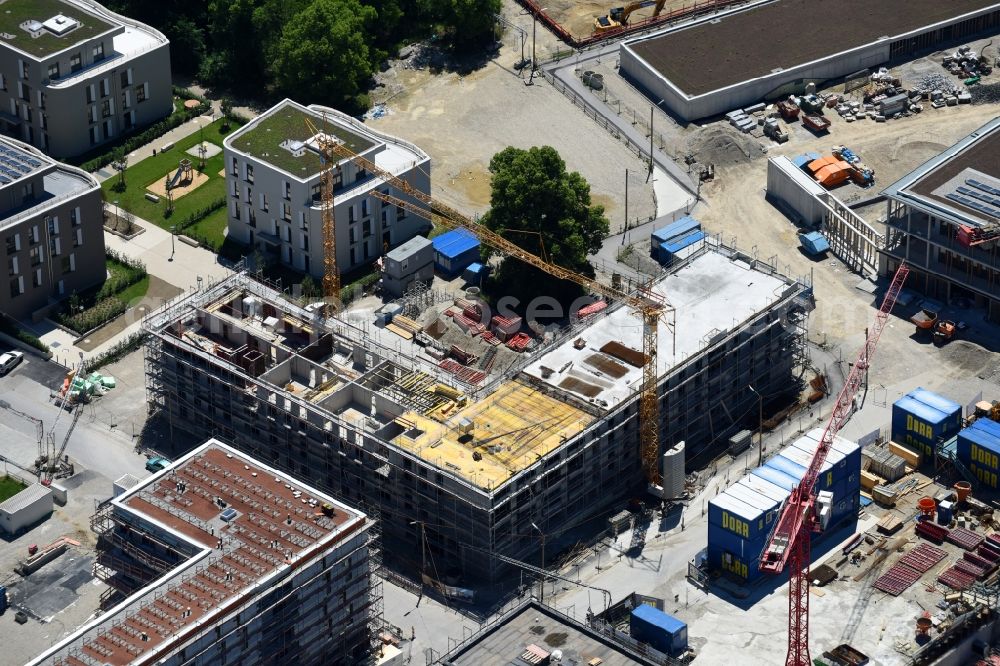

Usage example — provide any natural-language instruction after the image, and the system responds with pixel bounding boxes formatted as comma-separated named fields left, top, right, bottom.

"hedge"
left=0, top=315, right=48, bottom=354
left=176, top=198, right=226, bottom=233
left=88, top=331, right=148, bottom=370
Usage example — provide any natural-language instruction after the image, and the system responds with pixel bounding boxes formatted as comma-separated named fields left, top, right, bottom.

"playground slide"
left=168, top=166, right=184, bottom=189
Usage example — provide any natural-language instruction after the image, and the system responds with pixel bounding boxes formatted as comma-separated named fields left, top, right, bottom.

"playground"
left=101, top=117, right=242, bottom=252
left=146, top=158, right=210, bottom=199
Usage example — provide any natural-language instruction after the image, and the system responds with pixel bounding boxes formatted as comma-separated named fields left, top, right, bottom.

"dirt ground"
left=542, top=0, right=726, bottom=41
left=365, top=0, right=656, bottom=230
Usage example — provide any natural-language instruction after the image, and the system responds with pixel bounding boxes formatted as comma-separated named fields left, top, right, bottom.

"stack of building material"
left=577, top=300, right=607, bottom=318
left=872, top=484, right=898, bottom=507
left=438, top=359, right=486, bottom=386
left=873, top=563, right=923, bottom=596
left=860, top=470, right=883, bottom=491
left=938, top=565, right=976, bottom=590
left=946, top=527, right=985, bottom=551
left=876, top=514, right=902, bottom=535
left=888, top=442, right=920, bottom=467
left=506, top=333, right=532, bottom=352
left=392, top=315, right=422, bottom=336
left=864, top=447, right=906, bottom=482
left=915, top=520, right=949, bottom=544
left=490, top=315, right=522, bottom=342
left=726, top=109, right=756, bottom=134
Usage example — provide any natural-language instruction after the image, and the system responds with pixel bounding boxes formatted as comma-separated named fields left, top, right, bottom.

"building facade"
left=881, top=116, right=1000, bottom=324
left=1, top=136, right=103, bottom=321
left=29, top=439, right=377, bottom=666
left=143, top=239, right=812, bottom=586
left=0, top=0, right=172, bottom=158
left=223, top=99, right=431, bottom=281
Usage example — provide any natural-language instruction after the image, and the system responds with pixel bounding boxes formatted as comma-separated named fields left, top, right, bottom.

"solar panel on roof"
left=0, top=175, right=10, bottom=184
left=967, top=179, right=1000, bottom=196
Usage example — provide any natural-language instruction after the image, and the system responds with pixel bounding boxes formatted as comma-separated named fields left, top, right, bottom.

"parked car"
left=0, top=351, right=24, bottom=375
left=145, top=456, right=170, bottom=473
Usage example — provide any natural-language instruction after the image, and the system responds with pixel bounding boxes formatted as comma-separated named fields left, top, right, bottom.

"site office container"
left=708, top=493, right=776, bottom=543
left=891, top=389, right=962, bottom=458
left=958, top=419, right=1000, bottom=488
left=769, top=450, right=837, bottom=494
left=706, top=528, right=765, bottom=582
left=629, top=604, right=688, bottom=656
left=751, top=465, right=800, bottom=492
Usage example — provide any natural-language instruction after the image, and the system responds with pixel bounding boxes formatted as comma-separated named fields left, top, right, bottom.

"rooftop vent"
left=280, top=139, right=307, bottom=158
left=42, top=14, right=80, bottom=36
left=19, top=20, right=44, bottom=38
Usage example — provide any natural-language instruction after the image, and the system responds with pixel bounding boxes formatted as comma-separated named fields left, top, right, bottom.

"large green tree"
left=445, top=0, right=501, bottom=51
left=272, top=0, right=378, bottom=111
left=483, top=146, right=610, bottom=305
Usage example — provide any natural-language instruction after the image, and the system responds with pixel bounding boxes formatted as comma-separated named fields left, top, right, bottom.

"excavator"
left=594, top=0, right=666, bottom=33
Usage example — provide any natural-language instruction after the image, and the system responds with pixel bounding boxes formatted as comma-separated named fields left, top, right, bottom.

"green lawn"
left=117, top=276, right=150, bottom=305
left=104, top=118, right=242, bottom=249
left=0, top=475, right=27, bottom=503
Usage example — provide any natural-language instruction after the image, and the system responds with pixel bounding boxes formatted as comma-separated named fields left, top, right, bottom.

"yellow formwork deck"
left=391, top=380, right=594, bottom=490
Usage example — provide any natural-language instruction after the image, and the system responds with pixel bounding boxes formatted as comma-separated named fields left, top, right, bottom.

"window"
left=70, top=52, right=82, bottom=72
left=245, top=186, right=252, bottom=203
left=89, top=126, right=99, bottom=145
left=47, top=216, right=58, bottom=235
left=20, top=60, right=28, bottom=79
left=261, top=193, right=268, bottom=212
left=29, top=246, right=41, bottom=266
left=396, top=206, right=406, bottom=221
left=7, top=255, right=17, bottom=276
left=282, top=202, right=291, bottom=221
left=245, top=164, right=253, bottom=183
left=363, top=219, right=372, bottom=238
left=311, top=183, right=322, bottom=203
left=32, top=268, right=41, bottom=288
left=47, top=63, right=59, bottom=79
left=40, top=113, right=47, bottom=130
left=74, top=228, right=82, bottom=247
left=38, top=91, right=45, bottom=110
left=332, top=168, right=343, bottom=189
left=348, top=205, right=356, bottom=223
left=50, top=236, right=60, bottom=257
left=61, top=255, right=73, bottom=273
left=29, top=226, right=39, bottom=244
left=361, top=198, right=369, bottom=217
left=86, top=84, right=95, bottom=104
left=0, top=73, right=6, bottom=91
left=231, top=157, right=238, bottom=176
left=136, top=83, right=147, bottom=103
left=4, top=233, right=17, bottom=254
left=231, top=181, right=238, bottom=198
left=9, top=276, right=23, bottom=298
left=92, top=42, right=105, bottom=61
left=22, top=181, right=34, bottom=200
left=19, top=83, right=30, bottom=102
left=100, top=78, right=109, bottom=97
left=232, top=203, right=241, bottom=221
left=283, top=181, right=291, bottom=200
left=355, top=168, right=367, bottom=183
left=71, top=207, right=80, bottom=227
left=120, top=71, right=129, bottom=88
left=101, top=99, right=111, bottom=117
left=302, top=235, right=309, bottom=251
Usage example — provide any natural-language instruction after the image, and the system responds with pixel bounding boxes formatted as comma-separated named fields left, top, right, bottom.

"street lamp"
left=528, top=8, right=548, bottom=86
left=748, top=384, right=763, bottom=467
left=531, top=521, right=546, bottom=603
left=169, top=225, right=176, bottom=262
left=113, top=199, right=120, bottom=228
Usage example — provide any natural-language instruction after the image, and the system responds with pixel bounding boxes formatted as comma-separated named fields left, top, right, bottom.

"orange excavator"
left=594, top=0, right=666, bottom=33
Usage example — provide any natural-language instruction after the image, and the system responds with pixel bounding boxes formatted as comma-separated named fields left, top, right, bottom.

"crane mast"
left=759, top=262, right=909, bottom=666
left=304, top=117, right=341, bottom=313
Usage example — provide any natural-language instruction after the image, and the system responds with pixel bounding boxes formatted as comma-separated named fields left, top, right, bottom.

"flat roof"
left=628, top=0, right=1000, bottom=97
left=227, top=99, right=376, bottom=179
left=522, top=248, right=795, bottom=409
left=30, top=440, right=366, bottom=666
left=0, top=0, right=116, bottom=58
left=442, top=601, right=658, bottom=666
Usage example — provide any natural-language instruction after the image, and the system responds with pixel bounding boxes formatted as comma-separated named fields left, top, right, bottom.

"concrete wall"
left=765, top=156, right=828, bottom=227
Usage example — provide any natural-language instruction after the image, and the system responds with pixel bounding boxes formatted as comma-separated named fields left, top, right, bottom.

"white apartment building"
left=0, top=0, right=172, bottom=158
left=223, top=99, right=431, bottom=280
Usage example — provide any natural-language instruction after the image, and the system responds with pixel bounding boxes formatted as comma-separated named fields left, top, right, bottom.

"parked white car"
left=0, top=351, right=24, bottom=375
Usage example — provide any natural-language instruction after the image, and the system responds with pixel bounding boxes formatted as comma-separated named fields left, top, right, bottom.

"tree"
left=300, top=274, right=319, bottom=299
left=272, top=0, right=377, bottom=111
left=112, top=147, right=128, bottom=192
left=482, top=146, right=610, bottom=305
left=445, top=0, right=500, bottom=51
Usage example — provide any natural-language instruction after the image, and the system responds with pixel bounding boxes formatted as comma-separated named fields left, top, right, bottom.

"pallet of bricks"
left=450, top=298, right=486, bottom=336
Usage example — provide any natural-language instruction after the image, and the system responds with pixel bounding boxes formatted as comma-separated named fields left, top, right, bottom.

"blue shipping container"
left=432, top=229, right=480, bottom=275
left=706, top=533, right=764, bottom=583
left=751, top=465, right=800, bottom=492
left=651, top=216, right=700, bottom=247
left=892, top=389, right=962, bottom=457
left=958, top=419, right=1000, bottom=468
left=630, top=605, right=688, bottom=656
left=708, top=493, right=774, bottom=541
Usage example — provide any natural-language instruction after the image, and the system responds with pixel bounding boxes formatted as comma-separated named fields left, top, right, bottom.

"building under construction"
left=29, top=439, right=376, bottom=666
left=143, top=237, right=813, bottom=584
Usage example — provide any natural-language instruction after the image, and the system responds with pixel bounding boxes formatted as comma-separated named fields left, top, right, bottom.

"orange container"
left=954, top=481, right=971, bottom=503
left=917, top=497, right=936, bottom=518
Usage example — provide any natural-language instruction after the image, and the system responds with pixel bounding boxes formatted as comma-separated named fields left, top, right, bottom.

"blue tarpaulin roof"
left=631, top=604, right=686, bottom=635
left=792, top=152, right=822, bottom=169
left=894, top=395, right=953, bottom=426
left=433, top=229, right=479, bottom=259
left=751, top=466, right=800, bottom=492
left=661, top=229, right=706, bottom=254
left=908, top=388, right=961, bottom=417
left=766, top=455, right=807, bottom=481
left=464, top=262, right=483, bottom=275
left=652, top=216, right=700, bottom=243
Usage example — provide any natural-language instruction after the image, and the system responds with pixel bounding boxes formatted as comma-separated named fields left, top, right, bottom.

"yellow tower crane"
left=308, top=132, right=677, bottom=488
left=304, top=117, right=341, bottom=313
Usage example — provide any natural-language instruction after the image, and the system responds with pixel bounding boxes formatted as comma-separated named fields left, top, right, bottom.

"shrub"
left=89, top=331, right=148, bottom=370
left=0, top=315, right=49, bottom=353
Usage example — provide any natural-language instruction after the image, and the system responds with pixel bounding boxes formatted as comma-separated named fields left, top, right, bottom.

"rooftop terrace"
left=0, top=0, right=115, bottom=58
left=32, top=440, right=366, bottom=666
left=628, top=0, right=1000, bottom=97
left=227, top=99, right=376, bottom=179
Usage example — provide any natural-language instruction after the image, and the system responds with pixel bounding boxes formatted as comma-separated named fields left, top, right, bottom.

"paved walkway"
left=94, top=103, right=221, bottom=182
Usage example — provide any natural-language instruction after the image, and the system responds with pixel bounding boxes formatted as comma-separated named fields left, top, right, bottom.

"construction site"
left=142, top=232, right=811, bottom=586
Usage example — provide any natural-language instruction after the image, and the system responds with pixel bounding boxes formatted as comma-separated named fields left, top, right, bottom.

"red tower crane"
left=759, top=262, right=910, bottom=666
